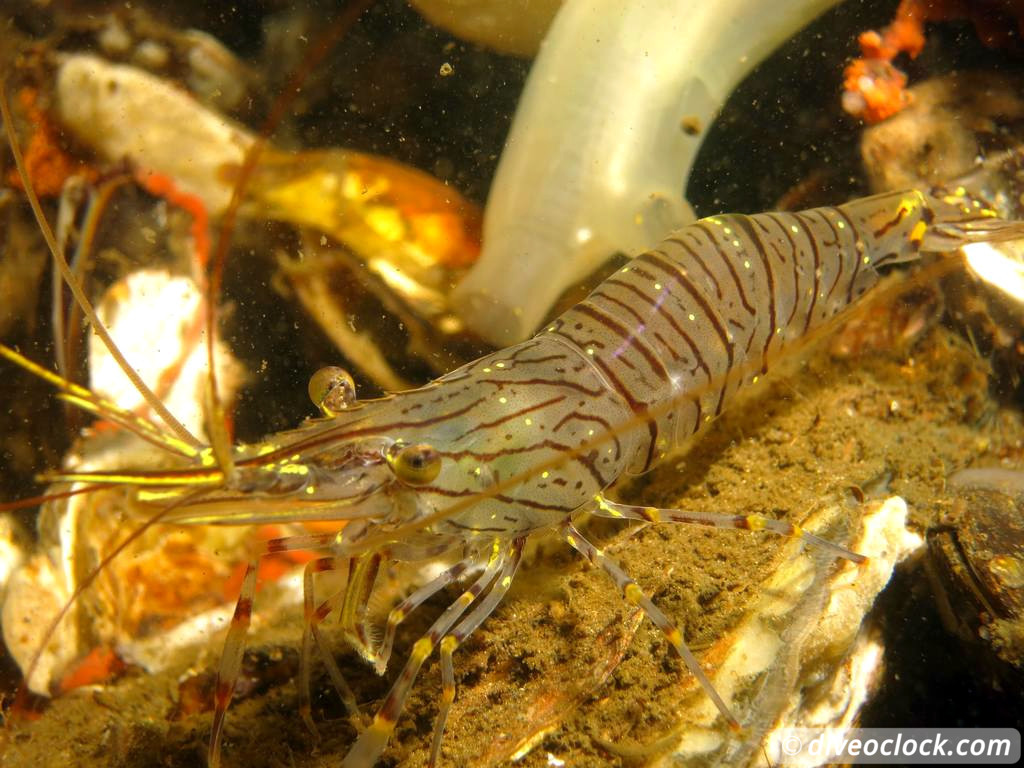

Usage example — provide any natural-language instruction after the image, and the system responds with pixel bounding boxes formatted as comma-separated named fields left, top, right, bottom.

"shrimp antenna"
left=11, top=488, right=211, bottom=714
left=0, top=77, right=202, bottom=449
left=1, top=0, right=381, bottom=719
left=0, top=483, right=114, bottom=513
left=202, top=0, right=377, bottom=475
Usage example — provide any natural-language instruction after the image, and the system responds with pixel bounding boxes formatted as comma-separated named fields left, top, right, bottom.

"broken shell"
left=2, top=269, right=247, bottom=695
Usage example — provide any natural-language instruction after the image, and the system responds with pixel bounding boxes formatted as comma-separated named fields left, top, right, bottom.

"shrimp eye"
left=308, top=366, right=357, bottom=416
left=387, top=442, right=442, bottom=486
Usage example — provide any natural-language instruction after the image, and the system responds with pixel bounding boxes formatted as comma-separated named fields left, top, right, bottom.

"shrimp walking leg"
left=593, top=495, right=866, bottom=563
left=429, top=538, right=525, bottom=768
left=209, top=560, right=257, bottom=768
left=339, top=552, right=383, bottom=661
left=376, top=559, right=475, bottom=675
left=341, top=540, right=510, bottom=768
left=301, top=556, right=361, bottom=737
left=211, top=542, right=361, bottom=765
left=560, top=520, right=741, bottom=730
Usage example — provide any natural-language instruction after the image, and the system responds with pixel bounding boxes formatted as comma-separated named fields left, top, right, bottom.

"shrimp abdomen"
left=546, top=190, right=1020, bottom=472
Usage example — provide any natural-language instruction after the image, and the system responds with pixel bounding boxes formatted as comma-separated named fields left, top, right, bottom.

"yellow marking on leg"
left=745, top=515, right=766, bottom=531
left=623, top=583, right=644, bottom=606
left=666, top=626, right=683, bottom=647
left=644, top=506, right=662, bottom=523
left=411, top=637, right=434, bottom=664
left=369, top=712, right=398, bottom=736
left=595, top=494, right=622, bottom=517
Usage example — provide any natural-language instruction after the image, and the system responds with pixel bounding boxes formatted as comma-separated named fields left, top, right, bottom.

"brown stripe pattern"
left=546, top=190, right=932, bottom=472
left=261, top=335, right=637, bottom=539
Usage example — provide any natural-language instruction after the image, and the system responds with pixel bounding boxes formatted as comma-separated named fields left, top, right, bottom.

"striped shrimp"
left=4, top=10, right=1024, bottom=768
left=5, top=47, right=1024, bottom=762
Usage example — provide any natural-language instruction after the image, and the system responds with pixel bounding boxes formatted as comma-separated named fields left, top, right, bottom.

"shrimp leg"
left=593, top=495, right=866, bottom=562
left=340, top=539, right=511, bottom=767
left=209, top=560, right=257, bottom=768
left=560, top=520, right=740, bottom=731
left=301, top=556, right=363, bottom=738
left=267, top=534, right=364, bottom=727
left=210, top=536, right=359, bottom=767
left=375, top=559, right=475, bottom=675
left=429, top=539, right=525, bottom=767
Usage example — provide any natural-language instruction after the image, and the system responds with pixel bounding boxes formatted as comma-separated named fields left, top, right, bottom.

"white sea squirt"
left=408, top=0, right=564, bottom=57
left=454, top=0, right=844, bottom=347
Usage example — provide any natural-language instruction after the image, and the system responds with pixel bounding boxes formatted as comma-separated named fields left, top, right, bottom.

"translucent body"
left=167, top=190, right=977, bottom=539
left=7, top=182, right=1023, bottom=767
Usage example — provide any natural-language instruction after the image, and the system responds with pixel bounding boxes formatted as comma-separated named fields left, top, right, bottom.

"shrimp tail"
left=922, top=187, right=1024, bottom=253
left=923, top=215, right=1024, bottom=251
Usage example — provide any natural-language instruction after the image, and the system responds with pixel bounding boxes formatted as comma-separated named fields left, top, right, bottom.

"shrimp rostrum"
left=6, top=98, right=1024, bottom=768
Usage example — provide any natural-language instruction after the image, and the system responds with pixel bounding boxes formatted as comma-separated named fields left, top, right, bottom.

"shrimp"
left=4, top=10, right=1024, bottom=768
left=5, top=45, right=1024, bottom=761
